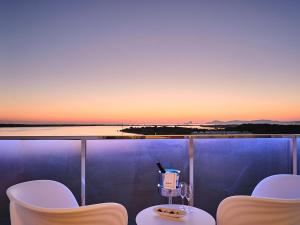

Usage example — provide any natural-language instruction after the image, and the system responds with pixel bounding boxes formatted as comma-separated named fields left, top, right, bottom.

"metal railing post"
left=188, top=136, right=194, bottom=206
left=291, top=136, right=297, bottom=175
left=81, top=139, right=87, bottom=206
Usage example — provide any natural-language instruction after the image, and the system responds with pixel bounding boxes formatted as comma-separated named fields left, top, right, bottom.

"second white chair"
left=217, top=174, right=300, bottom=225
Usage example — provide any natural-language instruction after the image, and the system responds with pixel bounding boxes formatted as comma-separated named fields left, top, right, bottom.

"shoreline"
left=121, top=124, right=300, bottom=135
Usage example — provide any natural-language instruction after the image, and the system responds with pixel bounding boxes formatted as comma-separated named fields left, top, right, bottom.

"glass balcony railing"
left=0, top=135, right=298, bottom=225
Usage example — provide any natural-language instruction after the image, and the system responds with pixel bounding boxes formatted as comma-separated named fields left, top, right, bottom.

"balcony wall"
left=0, top=136, right=298, bottom=225
left=0, top=140, right=81, bottom=225
left=86, top=139, right=189, bottom=225
left=194, top=138, right=292, bottom=216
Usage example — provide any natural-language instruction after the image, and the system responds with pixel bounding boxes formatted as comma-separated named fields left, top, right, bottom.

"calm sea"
left=0, top=126, right=133, bottom=136
left=0, top=125, right=208, bottom=136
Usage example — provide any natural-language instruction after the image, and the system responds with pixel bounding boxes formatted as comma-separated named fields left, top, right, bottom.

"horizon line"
left=1, top=119, right=300, bottom=127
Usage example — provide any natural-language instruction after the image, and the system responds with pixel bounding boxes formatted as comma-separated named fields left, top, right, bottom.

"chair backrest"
left=7, top=180, right=128, bottom=225
left=7, top=180, right=79, bottom=208
left=252, top=174, right=300, bottom=199
left=217, top=195, right=300, bottom=225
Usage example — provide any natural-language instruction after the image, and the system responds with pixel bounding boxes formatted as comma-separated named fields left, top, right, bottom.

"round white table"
left=136, top=204, right=215, bottom=225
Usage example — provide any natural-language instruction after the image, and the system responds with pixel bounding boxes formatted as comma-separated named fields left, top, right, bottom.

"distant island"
left=121, top=124, right=300, bottom=135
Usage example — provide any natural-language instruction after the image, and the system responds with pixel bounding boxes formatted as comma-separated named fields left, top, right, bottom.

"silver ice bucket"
left=158, top=168, right=180, bottom=197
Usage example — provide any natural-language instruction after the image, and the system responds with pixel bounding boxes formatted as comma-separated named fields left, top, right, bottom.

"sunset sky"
left=1, top=0, right=300, bottom=124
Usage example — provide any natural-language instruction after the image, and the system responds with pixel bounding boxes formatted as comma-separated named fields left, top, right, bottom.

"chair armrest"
left=217, top=195, right=300, bottom=225
left=15, top=202, right=128, bottom=225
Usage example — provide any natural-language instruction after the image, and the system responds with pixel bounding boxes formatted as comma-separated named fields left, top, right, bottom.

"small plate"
left=153, top=207, right=186, bottom=218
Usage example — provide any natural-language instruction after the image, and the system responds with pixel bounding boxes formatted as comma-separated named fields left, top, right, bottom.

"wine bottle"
left=156, top=162, right=166, bottom=173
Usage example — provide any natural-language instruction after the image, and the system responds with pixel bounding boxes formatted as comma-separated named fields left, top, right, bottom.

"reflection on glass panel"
left=194, top=138, right=291, bottom=218
left=86, top=139, right=189, bottom=225
left=0, top=140, right=81, bottom=224
left=297, top=138, right=300, bottom=175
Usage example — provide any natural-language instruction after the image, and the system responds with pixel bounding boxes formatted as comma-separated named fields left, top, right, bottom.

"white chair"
left=217, top=174, right=300, bottom=225
left=7, top=180, right=128, bottom=225
left=217, top=195, right=300, bottom=225
left=252, top=174, right=300, bottom=199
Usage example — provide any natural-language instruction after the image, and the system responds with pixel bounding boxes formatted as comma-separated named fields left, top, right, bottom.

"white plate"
left=153, top=207, right=186, bottom=218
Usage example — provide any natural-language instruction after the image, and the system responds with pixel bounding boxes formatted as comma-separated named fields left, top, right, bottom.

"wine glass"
left=179, top=182, right=187, bottom=210
left=185, top=184, right=193, bottom=213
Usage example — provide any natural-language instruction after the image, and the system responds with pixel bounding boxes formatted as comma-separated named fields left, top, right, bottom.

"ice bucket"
left=158, top=168, right=180, bottom=197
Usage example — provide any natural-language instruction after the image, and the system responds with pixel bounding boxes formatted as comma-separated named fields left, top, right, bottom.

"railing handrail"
left=0, top=134, right=299, bottom=140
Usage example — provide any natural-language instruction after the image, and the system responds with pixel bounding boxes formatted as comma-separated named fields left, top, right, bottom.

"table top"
left=136, top=204, right=215, bottom=225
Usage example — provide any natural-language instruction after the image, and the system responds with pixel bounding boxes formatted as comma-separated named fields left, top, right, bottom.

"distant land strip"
left=121, top=124, right=300, bottom=135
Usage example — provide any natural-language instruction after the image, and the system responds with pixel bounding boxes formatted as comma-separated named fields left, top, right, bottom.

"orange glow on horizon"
left=1, top=111, right=299, bottom=125
left=1, top=87, right=299, bottom=124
